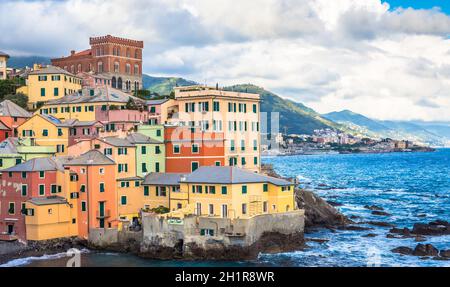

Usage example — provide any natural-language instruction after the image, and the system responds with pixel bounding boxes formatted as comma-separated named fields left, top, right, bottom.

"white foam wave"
left=0, top=248, right=90, bottom=267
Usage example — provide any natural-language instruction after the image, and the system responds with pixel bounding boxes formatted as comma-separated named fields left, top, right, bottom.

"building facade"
left=51, top=35, right=144, bottom=93
left=0, top=51, right=9, bottom=80
left=168, top=86, right=261, bottom=171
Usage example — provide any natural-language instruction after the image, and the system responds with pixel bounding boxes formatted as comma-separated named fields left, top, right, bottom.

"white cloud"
left=1, top=0, right=450, bottom=121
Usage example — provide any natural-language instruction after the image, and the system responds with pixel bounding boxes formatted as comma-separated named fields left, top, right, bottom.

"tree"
left=4, top=92, right=28, bottom=109
left=135, top=89, right=151, bottom=100
left=125, top=98, right=139, bottom=110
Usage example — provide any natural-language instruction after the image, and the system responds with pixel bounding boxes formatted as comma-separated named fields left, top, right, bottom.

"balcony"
left=96, top=209, right=111, bottom=219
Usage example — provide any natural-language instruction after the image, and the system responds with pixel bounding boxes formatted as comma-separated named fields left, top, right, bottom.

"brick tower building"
left=51, top=35, right=144, bottom=93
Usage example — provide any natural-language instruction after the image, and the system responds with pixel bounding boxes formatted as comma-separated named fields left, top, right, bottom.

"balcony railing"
left=96, top=210, right=111, bottom=219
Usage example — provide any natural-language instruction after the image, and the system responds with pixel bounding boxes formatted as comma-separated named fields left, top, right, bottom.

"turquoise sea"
left=3, top=149, right=450, bottom=267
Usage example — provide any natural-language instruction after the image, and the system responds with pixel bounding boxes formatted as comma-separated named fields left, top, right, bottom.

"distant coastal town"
left=262, top=128, right=434, bottom=156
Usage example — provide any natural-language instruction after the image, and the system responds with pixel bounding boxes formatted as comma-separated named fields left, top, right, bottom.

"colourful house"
left=141, top=173, right=186, bottom=212
left=0, top=100, right=32, bottom=137
left=168, top=85, right=261, bottom=171
left=179, top=166, right=296, bottom=219
left=164, top=125, right=225, bottom=173
left=64, top=150, right=117, bottom=239
left=117, top=176, right=143, bottom=230
left=146, top=99, right=178, bottom=125
left=0, top=120, right=11, bottom=142
left=67, top=120, right=104, bottom=146
left=17, top=66, right=82, bottom=110
left=0, top=51, right=9, bottom=80
left=36, top=86, right=146, bottom=122
left=17, top=114, right=69, bottom=155
left=126, top=133, right=165, bottom=176
left=0, top=138, right=56, bottom=170
left=0, top=157, right=68, bottom=241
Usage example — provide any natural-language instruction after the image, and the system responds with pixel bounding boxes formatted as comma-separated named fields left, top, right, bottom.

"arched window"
left=134, top=50, right=139, bottom=59
left=114, top=62, right=119, bottom=73
left=134, top=81, right=139, bottom=91
left=111, top=77, right=117, bottom=89
left=70, top=65, right=75, bottom=74
left=126, top=48, right=130, bottom=58
left=134, top=64, right=139, bottom=75
left=97, top=62, right=103, bottom=73
left=77, top=64, right=82, bottom=73
left=117, top=77, right=123, bottom=90
left=88, top=63, right=92, bottom=72
left=117, top=47, right=121, bottom=56
left=125, top=64, right=131, bottom=75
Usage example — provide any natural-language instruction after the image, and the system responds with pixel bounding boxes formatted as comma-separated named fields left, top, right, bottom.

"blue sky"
left=1, top=0, right=450, bottom=121
left=386, top=0, right=450, bottom=14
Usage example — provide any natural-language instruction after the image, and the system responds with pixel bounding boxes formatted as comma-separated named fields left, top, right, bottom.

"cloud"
left=1, top=0, right=450, bottom=121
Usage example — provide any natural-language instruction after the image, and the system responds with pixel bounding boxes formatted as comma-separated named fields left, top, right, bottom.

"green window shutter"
left=100, top=183, right=105, bottom=192
left=51, top=185, right=57, bottom=194
left=200, top=229, right=205, bottom=236
left=39, top=185, right=45, bottom=195
left=174, top=145, right=180, bottom=153
left=242, top=185, right=247, bottom=194
left=81, top=202, right=86, bottom=211
left=263, top=184, right=268, bottom=192
left=41, top=88, right=45, bottom=97
left=241, top=157, right=246, bottom=165
left=15, top=158, right=21, bottom=165
left=142, top=163, right=147, bottom=173
left=221, top=186, right=227, bottom=195
left=121, top=196, right=127, bottom=205
left=253, top=104, right=257, bottom=113
left=144, top=186, right=149, bottom=196
left=254, top=157, right=258, bottom=165
left=80, top=185, right=85, bottom=192
left=210, top=186, right=216, bottom=194
left=54, top=88, right=59, bottom=96
left=21, top=185, right=27, bottom=196
left=155, top=162, right=160, bottom=172
left=42, top=129, right=48, bottom=136
left=156, top=130, right=161, bottom=137
left=39, top=171, right=45, bottom=178
left=141, top=146, right=147, bottom=154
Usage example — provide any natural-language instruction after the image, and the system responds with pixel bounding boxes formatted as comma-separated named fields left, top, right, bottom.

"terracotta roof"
left=0, top=100, right=32, bottom=118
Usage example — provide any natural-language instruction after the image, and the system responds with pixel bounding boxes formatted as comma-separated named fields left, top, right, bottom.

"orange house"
left=0, top=100, right=32, bottom=137
left=64, top=150, right=117, bottom=239
left=165, top=126, right=225, bottom=173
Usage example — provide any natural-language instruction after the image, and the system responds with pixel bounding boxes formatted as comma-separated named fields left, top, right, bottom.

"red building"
left=0, top=120, right=11, bottom=142
left=51, top=35, right=144, bottom=93
left=0, top=100, right=32, bottom=137
left=165, top=126, right=225, bottom=173
left=0, top=157, right=64, bottom=241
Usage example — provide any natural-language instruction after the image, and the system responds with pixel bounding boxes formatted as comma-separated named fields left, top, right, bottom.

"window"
left=39, top=184, right=45, bottom=196
left=39, top=171, right=45, bottom=178
left=215, top=161, right=221, bottom=166
left=199, top=102, right=209, bottom=112
left=81, top=201, right=87, bottom=212
left=253, top=104, right=257, bottom=113
left=209, top=186, right=216, bottom=194
left=209, top=204, right=214, bottom=216
left=142, top=163, right=147, bottom=173
left=144, top=186, right=149, bottom=196
left=192, top=144, right=199, bottom=153
left=54, top=87, right=59, bottom=96
left=141, top=146, right=147, bottom=154
left=121, top=196, right=127, bottom=205
left=114, top=62, right=119, bottom=73
left=58, top=128, right=63, bottom=136
left=38, top=75, right=47, bottom=81
left=241, top=157, right=246, bottom=166
left=230, top=140, right=235, bottom=151
left=263, top=201, right=268, bottom=213
left=15, top=158, right=21, bottom=165
left=173, top=144, right=180, bottom=154
left=135, top=181, right=140, bottom=187
left=99, top=183, right=105, bottom=193
left=51, top=185, right=57, bottom=194
left=21, top=185, right=27, bottom=196
left=254, top=157, right=258, bottom=165
left=155, top=162, right=160, bottom=172
left=9, top=202, right=15, bottom=215
left=213, top=101, right=220, bottom=112
left=149, top=106, right=156, bottom=113
left=21, top=172, right=27, bottom=179
left=242, top=203, right=247, bottom=215
left=263, top=183, right=268, bottom=192
left=253, top=140, right=258, bottom=151
left=97, top=62, right=103, bottom=73
left=191, top=162, right=199, bottom=172
left=126, top=64, right=131, bottom=74
left=156, top=186, right=167, bottom=197
left=155, top=146, right=161, bottom=154
left=80, top=185, right=86, bottom=193
left=221, top=186, right=227, bottom=195
left=120, top=181, right=130, bottom=188
left=56, top=145, right=65, bottom=153
left=241, top=140, right=245, bottom=151
left=156, top=129, right=161, bottom=137
left=134, top=64, right=139, bottom=75
left=104, top=148, right=113, bottom=155
left=242, top=185, right=247, bottom=194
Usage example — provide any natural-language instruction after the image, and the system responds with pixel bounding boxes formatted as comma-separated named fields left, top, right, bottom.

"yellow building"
left=168, top=85, right=261, bottom=171
left=17, top=66, right=82, bottom=109
left=35, top=86, right=145, bottom=122
left=117, top=176, right=143, bottom=230
left=25, top=196, right=78, bottom=241
left=141, top=173, right=187, bottom=212
left=0, top=51, right=9, bottom=80
left=18, top=114, right=69, bottom=155
left=142, top=166, right=296, bottom=220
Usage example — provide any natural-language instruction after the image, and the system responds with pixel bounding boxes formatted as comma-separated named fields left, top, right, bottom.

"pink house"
left=95, top=108, right=148, bottom=132
left=66, top=120, right=104, bottom=146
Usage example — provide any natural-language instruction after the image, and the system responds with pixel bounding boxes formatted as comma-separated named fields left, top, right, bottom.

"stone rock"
left=371, top=211, right=391, bottom=216
left=414, top=236, right=427, bottom=242
left=366, top=221, right=395, bottom=228
left=389, top=227, right=411, bottom=236
left=439, top=250, right=450, bottom=258
left=364, top=205, right=384, bottom=211
left=392, top=246, right=413, bottom=255
left=326, top=201, right=343, bottom=207
left=412, top=222, right=450, bottom=236
left=340, top=225, right=373, bottom=231
left=306, top=238, right=329, bottom=244
left=417, top=214, right=427, bottom=218
left=412, top=244, right=439, bottom=257
left=362, top=233, right=378, bottom=238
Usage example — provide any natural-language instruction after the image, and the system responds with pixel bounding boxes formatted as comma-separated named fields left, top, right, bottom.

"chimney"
left=71, top=50, right=75, bottom=56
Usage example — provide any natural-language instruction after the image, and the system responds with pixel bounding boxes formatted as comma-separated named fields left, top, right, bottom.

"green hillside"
left=143, top=74, right=196, bottom=95
left=224, top=84, right=344, bottom=135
